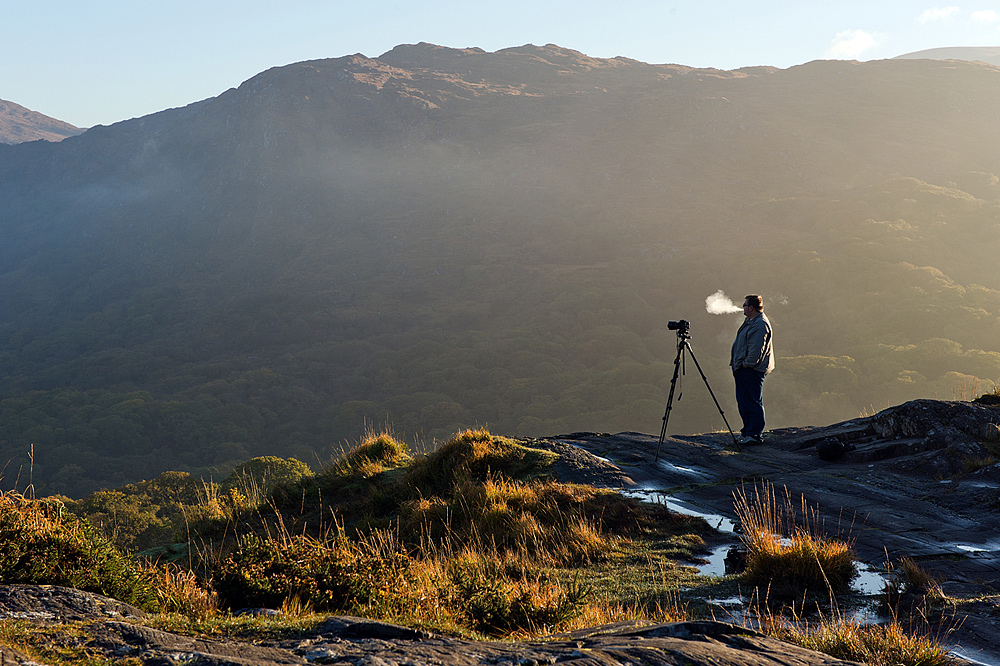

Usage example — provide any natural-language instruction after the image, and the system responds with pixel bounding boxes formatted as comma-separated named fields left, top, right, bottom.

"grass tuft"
left=405, top=428, right=556, bottom=497
left=335, top=427, right=412, bottom=477
left=757, top=612, right=954, bottom=666
left=734, top=482, right=857, bottom=601
left=149, top=563, right=219, bottom=618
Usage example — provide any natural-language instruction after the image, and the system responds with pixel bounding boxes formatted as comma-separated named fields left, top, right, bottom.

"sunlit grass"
left=754, top=610, right=955, bottom=666
left=182, top=426, right=716, bottom=637
left=734, top=482, right=857, bottom=602
left=9, top=427, right=961, bottom=666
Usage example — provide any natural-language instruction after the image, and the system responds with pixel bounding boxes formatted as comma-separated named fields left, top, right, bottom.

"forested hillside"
left=1, top=44, right=998, bottom=496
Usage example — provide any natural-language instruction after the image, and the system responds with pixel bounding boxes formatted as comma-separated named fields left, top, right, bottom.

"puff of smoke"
left=706, top=290, right=742, bottom=315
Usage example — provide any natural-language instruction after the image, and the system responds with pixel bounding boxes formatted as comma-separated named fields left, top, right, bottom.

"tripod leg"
left=655, top=342, right=684, bottom=462
left=682, top=341, right=741, bottom=450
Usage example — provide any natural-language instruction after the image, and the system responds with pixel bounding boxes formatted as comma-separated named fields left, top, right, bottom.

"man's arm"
left=742, top=319, right=771, bottom=367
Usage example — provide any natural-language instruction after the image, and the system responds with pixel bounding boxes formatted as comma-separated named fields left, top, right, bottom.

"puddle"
left=696, top=543, right=732, bottom=577
left=710, top=595, right=744, bottom=605
left=955, top=541, right=1000, bottom=553
left=707, top=596, right=749, bottom=624
left=688, top=555, right=896, bottom=628
left=624, top=489, right=927, bottom=632
left=852, top=563, right=888, bottom=596
left=623, top=488, right=736, bottom=533
left=848, top=601, right=882, bottom=625
left=656, top=460, right=709, bottom=479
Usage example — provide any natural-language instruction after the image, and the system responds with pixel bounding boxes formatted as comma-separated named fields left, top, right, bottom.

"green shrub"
left=69, top=470, right=211, bottom=551
left=212, top=531, right=412, bottom=612
left=0, top=492, right=157, bottom=610
left=448, top=558, right=589, bottom=636
left=67, top=489, right=173, bottom=552
left=220, top=456, right=314, bottom=499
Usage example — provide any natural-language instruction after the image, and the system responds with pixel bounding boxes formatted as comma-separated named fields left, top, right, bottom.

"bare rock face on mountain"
left=868, top=399, right=1000, bottom=476
left=0, top=99, right=82, bottom=144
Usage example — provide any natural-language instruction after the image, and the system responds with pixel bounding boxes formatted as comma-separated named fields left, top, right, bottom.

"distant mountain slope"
left=0, top=99, right=83, bottom=144
left=895, top=46, right=1000, bottom=66
left=1, top=44, right=999, bottom=496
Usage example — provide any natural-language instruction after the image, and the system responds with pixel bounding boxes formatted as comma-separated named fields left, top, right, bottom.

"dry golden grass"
left=148, top=563, right=219, bottom=619
left=403, top=475, right=619, bottom=566
left=336, top=427, right=412, bottom=477
left=893, top=557, right=944, bottom=596
left=734, top=482, right=857, bottom=601
left=756, top=612, right=954, bottom=666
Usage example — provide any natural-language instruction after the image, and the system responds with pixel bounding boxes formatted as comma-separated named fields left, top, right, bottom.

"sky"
left=3, top=1, right=1000, bottom=129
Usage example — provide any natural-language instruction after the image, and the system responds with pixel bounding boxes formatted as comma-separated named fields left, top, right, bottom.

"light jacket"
left=731, top=312, right=774, bottom=374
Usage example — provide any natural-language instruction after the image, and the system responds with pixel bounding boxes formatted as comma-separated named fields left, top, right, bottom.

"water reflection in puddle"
left=623, top=488, right=736, bottom=533
left=853, top=563, right=888, bottom=596
left=956, top=540, right=1000, bottom=553
left=623, top=488, right=898, bottom=629
left=696, top=543, right=732, bottom=577
left=656, top=460, right=709, bottom=478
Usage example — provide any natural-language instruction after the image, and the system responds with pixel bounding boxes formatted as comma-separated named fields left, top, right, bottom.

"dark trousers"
left=734, top=368, right=766, bottom=437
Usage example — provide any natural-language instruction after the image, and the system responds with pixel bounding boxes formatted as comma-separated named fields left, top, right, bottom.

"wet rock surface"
left=548, top=399, right=1000, bottom=666
left=2, top=399, right=999, bottom=665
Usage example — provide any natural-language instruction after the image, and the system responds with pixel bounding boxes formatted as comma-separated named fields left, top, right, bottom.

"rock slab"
left=0, top=585, right=860, bottom=666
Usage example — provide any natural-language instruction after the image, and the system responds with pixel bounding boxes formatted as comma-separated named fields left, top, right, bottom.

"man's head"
left=743, top=294, right=763, bottom=316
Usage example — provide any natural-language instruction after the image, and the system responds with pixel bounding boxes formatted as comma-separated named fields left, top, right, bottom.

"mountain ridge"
left=0, top=98, right=83, bottom=144
left=895, top=45, right=1000, bottom=66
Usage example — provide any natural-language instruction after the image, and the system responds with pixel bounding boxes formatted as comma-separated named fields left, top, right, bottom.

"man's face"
left=742, top=300, right=755, bottom=318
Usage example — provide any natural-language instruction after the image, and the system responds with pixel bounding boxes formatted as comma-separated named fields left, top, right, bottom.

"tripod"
left=655, top=330, right=740, bottom=461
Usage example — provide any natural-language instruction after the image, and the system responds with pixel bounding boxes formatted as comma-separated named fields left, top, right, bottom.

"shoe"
left=738, top=435, right=763, bottom=446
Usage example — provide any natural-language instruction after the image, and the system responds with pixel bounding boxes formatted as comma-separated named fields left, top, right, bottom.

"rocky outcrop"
left=798, top=399, right=1000, bottom=477
left=872, top=398, right=1000, bottom=442
left=0, top=585, right=860, bottom=666
left=0, top=584, right=146, bottom=623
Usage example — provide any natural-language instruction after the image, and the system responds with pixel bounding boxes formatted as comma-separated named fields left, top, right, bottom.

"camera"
left=667, top=319, right=690, bottom=334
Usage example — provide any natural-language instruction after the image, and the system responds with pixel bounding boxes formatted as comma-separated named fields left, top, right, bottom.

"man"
left=730, top=294, right=774, bottom=445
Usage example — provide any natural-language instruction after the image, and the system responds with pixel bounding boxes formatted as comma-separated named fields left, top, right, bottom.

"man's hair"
left=745, top=294, right=763, bottom=311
